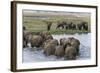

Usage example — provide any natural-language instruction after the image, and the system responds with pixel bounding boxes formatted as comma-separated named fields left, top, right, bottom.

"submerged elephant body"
left=55, top=45, right=65, bottom=58
left=60, top=38, right=71, bottom=49
left=23, top=30, right=33, bottom=48
left=43, top=39, right=58, bottom=56
left=60, top=37, right=80, bottom=55
left=44, top=44, right=56, bottom=56
left=30, top=35, right=43, bottom=47
left=64, top=46, right=77, bottom=60
left=68, top=37, right=80, bottom=55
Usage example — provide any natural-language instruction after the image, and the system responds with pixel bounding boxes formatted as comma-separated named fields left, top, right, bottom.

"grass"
left=23, top=13, right=91, bottom=34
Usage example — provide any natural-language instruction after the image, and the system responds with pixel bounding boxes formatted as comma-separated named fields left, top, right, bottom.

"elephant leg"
left=62, top=26, right=64, bottom=29
left=85, top=26, right=88, bottom=31
left=23, top=40, right=28, bottom=48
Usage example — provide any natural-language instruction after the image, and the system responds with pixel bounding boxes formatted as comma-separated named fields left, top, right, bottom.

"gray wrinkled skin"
left=31, top=35, right=43, bottom=47
left=55, top=45, right=65, bottom=58
left=64, top=46, right=77, bottom=60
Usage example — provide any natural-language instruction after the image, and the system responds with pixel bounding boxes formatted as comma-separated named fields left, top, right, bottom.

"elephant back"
left=43, top=43, right=56, bottom=56
left=64, top=46, right=77, bottom=60
left=31, top=35, right=43, bottom=47
left=55, top=45, right=65, bottom=57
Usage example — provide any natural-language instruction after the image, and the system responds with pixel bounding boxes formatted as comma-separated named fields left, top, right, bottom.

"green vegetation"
left=23, top=13, right=91, bottom=34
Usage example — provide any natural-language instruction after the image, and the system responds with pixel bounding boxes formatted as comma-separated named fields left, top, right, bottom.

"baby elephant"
left=64, top=46, right=77, bottom=60
left=55, top=45, right=65, bottom=58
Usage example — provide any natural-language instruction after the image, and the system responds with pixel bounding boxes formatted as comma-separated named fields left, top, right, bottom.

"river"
left=23, top=33, right=91, bottom=63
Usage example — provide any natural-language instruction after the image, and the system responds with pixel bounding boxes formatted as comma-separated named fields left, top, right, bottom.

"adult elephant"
left=23, top=26, right=27, bottom=48
left=55, top=45, right=65, bottom=58
left=82, top=22, right=88, bottom=31
left=68, top=22, right=76, bottom=30
left=60, top=37, right=80, bottom=55
left=23, top=27, right=33, bottom=48
left=47, top=22, right=52, bottom=31
left=71, top=23, right=76, bottom=30
left=64, top=46, right=77, bottom=60
left=68, top=37, right=80, bottom=55
left=77, top=21, right=88, bottom=31
left=56, top=21, right=66, bottom=29
left=43, top=39, right=59, bottom=48
left=39, top=31, right=53, bottom=41
left=43, top=43, right=56, bottom=56
left=30, top=35, right=43, bottom=47
left=65, top=23, right=69, bottom=30
left=77, top=23, right=81, bottom=30
left=43, top=39, right=58, bottom=56
left=60, top=38, right=70, bottom=49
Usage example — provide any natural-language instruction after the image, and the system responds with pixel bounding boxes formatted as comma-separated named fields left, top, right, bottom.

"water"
left=23, top=33, right=91, bottom=63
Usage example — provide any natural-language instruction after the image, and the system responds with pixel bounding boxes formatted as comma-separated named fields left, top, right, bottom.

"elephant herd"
left=56, top=21, right=88, bottom=31
left=23, top=27, right=80, bottom=60
left=23, top=26, right=80, bottom=60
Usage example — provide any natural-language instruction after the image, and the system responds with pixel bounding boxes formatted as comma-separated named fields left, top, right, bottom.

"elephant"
left=60, top=38, right=66, bottom=45
left=67, top=37, right=80, bottom=55
left=41, top=39, right=51, bottom=48
left=60, top=38, right=71, bottom=49
left=68, top=22, right=76, bottom=30
left=77, top=23, right=82, bottom=30
left=39, top=31, right=53, bottom=41
left=39, top=31, right=50, bottom=36
left=55, top=45, right=65, bottom=58
left=43, top=43, right=56, bottom=56
left=23, top=40, right=27, bottom=48
left=82, top=22, right=88, bottom=31
left=48, top=39, right=59, bottom=46
left=43, top=39, right=59, bottom=56
left=23, top=26, right=26, bottom=30
left=65, top=23, right=69, bottom=30
left=60, top=37, right=80, bottom=55
left=23, top=30, right=33, bottom=48
left=56, top=21, right=66, bottom=29
left=47, top=22, right=52, bottom=31
left=43, top=21, right=52, bottom=31
left=30, top=35, right=43, bottom=47
left=56, top=21, right=77, bottom=30
left=68, top=22, right=73, bottom=29
left=64, top=46, right=77, bottom=60
left=77, top=21, right=88, bottom=31
left=43, top=39, right=59, bottom=47
left=45, top=35, right=53, bottom=41
left=71, top=23, right=76, bottom=30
